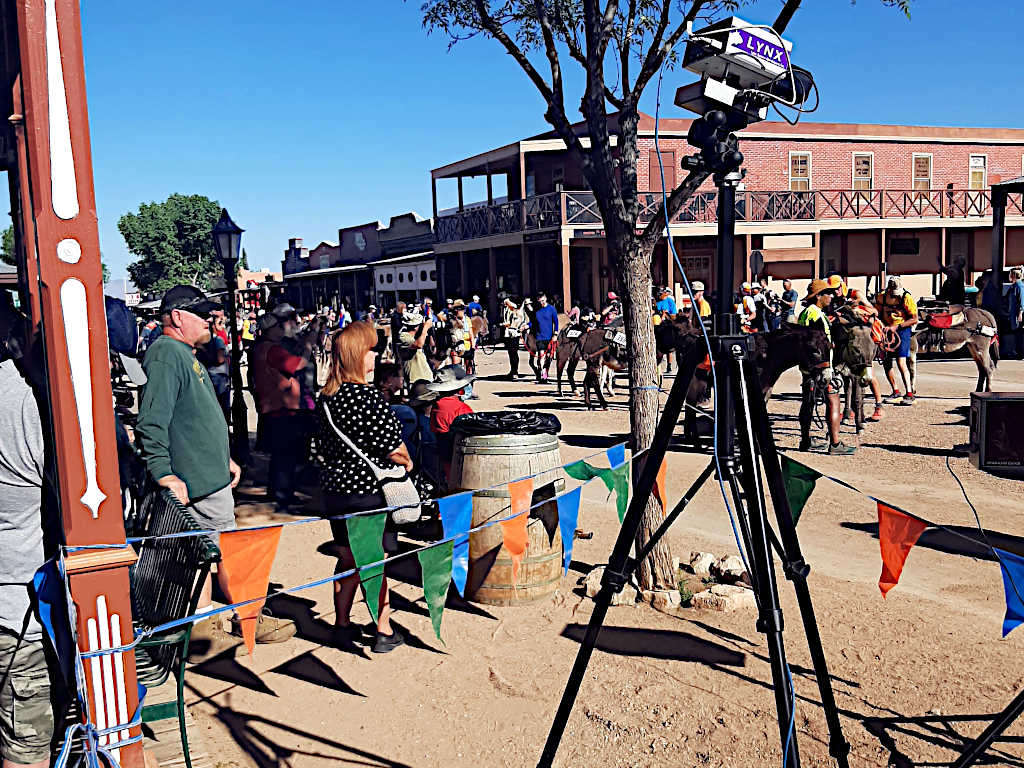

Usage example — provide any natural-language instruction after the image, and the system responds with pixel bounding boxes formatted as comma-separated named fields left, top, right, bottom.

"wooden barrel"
left=450, top=432, right=564, bottom=605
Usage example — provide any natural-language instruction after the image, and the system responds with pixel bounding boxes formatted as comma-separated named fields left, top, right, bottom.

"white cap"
left=472, top=294, right=480, bottom=302
left=692, top=281, right=705, bottom=291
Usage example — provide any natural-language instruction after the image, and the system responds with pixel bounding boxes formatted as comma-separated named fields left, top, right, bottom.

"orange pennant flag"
left=502, top=478, right=533, bottom=583
left=877, top=502, right=927, bottom=598
left=653, top=458, right=668, bottom=516
left=218, top=526, right=283, bottom=656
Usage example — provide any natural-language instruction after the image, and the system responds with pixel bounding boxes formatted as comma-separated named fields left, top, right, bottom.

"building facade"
left=283, top=213, right=435, bottom=312
left=431, top=114, right=1024, bottom=315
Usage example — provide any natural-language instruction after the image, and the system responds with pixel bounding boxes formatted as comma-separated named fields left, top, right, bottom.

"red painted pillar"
left=15, top=2, right=142, bottom=765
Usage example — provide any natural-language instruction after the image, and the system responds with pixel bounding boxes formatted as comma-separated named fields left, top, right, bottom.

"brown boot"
left=187, top=616, right=238, bottom=663
left=230, top=609, right=297, bottom=644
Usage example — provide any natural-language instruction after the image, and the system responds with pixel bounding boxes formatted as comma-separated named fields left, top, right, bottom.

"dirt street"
left=186, top=346, right=1024, bottom=768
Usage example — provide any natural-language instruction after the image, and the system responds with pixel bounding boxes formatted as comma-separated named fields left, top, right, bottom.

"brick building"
left=431, top=114, right=1024, bottom=316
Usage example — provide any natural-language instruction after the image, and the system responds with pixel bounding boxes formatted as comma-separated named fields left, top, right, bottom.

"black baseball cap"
left=159, top=285, right=221, bottom=318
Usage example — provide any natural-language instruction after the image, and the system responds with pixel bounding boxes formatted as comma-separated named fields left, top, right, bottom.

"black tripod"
left=953, top=689, right=1024, bottom=767
left=538, top=122, right=851, bottom=768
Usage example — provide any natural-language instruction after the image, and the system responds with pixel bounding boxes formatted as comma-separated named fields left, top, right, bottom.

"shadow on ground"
left=560, top=624, right=746, bottom=665
left=840, top=521, right=1024, bottom=560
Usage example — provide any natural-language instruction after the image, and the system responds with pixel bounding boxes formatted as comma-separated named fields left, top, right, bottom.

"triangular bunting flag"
left=780, top=455, right=821, bottom=525
left=346, top=513, right=388, bottom=624
left=565, top=459, right=601, bottom=483
left=877, top=502, right=928, bottom=598
left=606, top=443, right=626, bottom=470
left=599, top=463, right=631, bottom=523
left=503, top=478, right=533, bottom=582
left=653, top=458, right=668, bottom=516
left=418, top=541, right=454, bottom=642
left=994, top=548, right=1024, bottom=637
left=439, top=492, right=474, bottom=596
left=556, top=486, right=582, bottom=575
left=218, top=526, right=283, bottom=656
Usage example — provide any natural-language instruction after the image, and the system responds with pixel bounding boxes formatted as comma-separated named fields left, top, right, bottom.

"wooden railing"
left=433, top=189, right=1024, bottom=243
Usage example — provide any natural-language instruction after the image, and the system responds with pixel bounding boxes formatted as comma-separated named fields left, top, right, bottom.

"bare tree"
left=421, top=0, right=906, bottom=590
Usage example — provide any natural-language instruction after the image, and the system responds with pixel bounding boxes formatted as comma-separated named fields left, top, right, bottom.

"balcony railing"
left=434, top=189, right=1024, bottom=243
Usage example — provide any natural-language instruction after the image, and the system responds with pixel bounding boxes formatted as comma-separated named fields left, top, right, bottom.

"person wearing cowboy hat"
left=690, top=281, right=711, bottom=319
left=427, top=365, right=476, bottom=475
left=447, top=299, right=474, bottom=370
left=738, top=281, right=757, bottom=331
left=796, top=280, right=855, bottom=455
left=500, top=296, right=526, bottom=379
left=398, top=310, right=433, bottom=385
left=601, top=291, right=621, bottom=326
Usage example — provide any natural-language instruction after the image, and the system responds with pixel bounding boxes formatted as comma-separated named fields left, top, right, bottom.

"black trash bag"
left=451, top=410, right=561, bottom=437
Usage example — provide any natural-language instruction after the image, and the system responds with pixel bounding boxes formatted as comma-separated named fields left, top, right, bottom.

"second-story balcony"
left=434, top=188, right=1024, bottom=244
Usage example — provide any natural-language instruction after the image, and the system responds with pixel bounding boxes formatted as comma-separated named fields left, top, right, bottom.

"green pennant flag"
left=346, top=512, right=388, bottom=624
left=565, top=459, right=602, bottom=482
left=566, top=460, right=631, bottom=523
left=599, top=463, right=631, bottom=523
left=780, top=455, right=821, bottom=525
left=417, top=541, right=453, bottom=643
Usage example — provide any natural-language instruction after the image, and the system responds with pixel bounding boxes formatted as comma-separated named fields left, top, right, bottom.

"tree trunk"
left=606, top=220, right=675, bottom=591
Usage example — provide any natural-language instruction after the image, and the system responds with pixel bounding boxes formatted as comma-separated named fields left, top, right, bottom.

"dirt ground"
left=182, top=346, right=1024, bottom=768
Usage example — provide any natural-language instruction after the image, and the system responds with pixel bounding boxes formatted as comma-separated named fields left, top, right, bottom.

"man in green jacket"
left=137, top=285, right=293, bottom=649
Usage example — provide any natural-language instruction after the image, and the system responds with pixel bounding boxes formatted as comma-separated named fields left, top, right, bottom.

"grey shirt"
left=0, top=360, right=45, bottom=639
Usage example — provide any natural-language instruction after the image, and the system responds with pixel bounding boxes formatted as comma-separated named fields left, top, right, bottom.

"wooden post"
left=560, top=237, right=573, bottom=312
left=14, top=1, right=142, bottom=766
left=431, top=175, right=438, bottom=221
left=487, top=248, right=498, bottom=318
left=521, top=243, right=531, bottom=296
left=486, top=172, right=493, bottom=207
left=457, top=176, right=464, bottom=212
left=665, top=238, right=674, bottom=295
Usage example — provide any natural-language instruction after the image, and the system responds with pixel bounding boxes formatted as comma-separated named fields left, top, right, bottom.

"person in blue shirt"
left=1008, top=267, right=1024, bottom=359
left=655, top=287, right=677, bottom=318
left=533, top=293, right=559, bottom=382
left=467, top=295, right=484, bottom=317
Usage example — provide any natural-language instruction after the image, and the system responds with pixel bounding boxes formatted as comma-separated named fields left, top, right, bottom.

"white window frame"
left=912, top=153, right=933, bottom=190
left=788, top=150, right=811, bottom=192
left=968, top=154, right=988, bottom=216
left=968, top=154, right=988, bottom=189
left=851, top=152, right=874, bottom=190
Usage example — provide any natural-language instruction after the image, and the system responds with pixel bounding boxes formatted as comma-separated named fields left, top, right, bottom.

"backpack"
left=104, top=296, right=139, bottom=356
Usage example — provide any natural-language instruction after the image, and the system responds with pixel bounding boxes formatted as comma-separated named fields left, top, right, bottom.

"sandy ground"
left=181, top=346, right=1024, bottom=768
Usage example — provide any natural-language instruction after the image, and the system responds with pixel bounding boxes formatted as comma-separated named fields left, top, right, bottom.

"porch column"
left=15, top=1, right=143, bottom=765
left=745, top=233, right=753, bottom=280
left=937, top=226, right=948, bottom=295
left=592, top=245, right=603, bottom=308
left=521, top=244, right=531, bottom=296
left=486, top=172, right=493, bottom=206
left=665, top=239, right=674, bottom=292
left=458, top=176, right=464, bottom=211
left=459, top=251, right=468, bottom=295
left=431, top=175, right=438, bottom=220
left=880, top=228, right=887, bottom=286
left=560, top=237, right=573, bottom=312
left=488, top=247, right=499, bottom=318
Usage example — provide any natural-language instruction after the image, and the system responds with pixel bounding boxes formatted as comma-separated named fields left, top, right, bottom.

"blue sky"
left=70, top=0, right=1021, bottom=276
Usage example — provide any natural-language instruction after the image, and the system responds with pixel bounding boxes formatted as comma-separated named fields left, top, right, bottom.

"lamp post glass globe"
left=212, top=207, right=243, bottom=267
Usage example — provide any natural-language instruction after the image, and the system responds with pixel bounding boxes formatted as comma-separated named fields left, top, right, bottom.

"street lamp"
left=211, top=208, right=249, bottom=463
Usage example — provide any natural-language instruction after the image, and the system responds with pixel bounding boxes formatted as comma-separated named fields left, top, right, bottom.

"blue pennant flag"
left=606, top=443, right=626, bottom=470
left=556, top=487, right=582, bottom=575
left=32, top=560, right=76, bottom=686
left=439, top=492, right=474, bottom=597
left=994, top=548, right=1024, bottom=637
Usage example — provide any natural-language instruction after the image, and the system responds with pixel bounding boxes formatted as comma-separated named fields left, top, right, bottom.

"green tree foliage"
left=240, top=248, right=249, bottom=271
left=101, top=261, right=111, bottom=284
left=119, top=194, right=222, bottom=292
left=1, top=226, right=14, bottom=266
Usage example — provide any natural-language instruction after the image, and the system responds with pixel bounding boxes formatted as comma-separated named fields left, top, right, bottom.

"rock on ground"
left=691, top=584, right=756, bottom=611
left=581, top=566, right=637, bottom=606
left=688, top=551, right=716, bottom=576
left=641, top=589, right=682, bottom=613
left=710, top=554, right=749, bottom=585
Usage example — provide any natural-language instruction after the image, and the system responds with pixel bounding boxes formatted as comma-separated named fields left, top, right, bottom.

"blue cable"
left=653, top=66, right=750, bottom=574
left=782, top=662, right=796, bottom=768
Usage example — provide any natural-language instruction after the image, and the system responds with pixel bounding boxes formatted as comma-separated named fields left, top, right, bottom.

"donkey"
left=910, top=306, right=999, bottom=392
left=830, top=307, right=879, bottom=434
left=556, top=327, right=627, bottom=409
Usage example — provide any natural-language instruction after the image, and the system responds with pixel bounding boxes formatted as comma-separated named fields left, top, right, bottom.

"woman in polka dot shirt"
left=312, top=321, right=413, bottom=653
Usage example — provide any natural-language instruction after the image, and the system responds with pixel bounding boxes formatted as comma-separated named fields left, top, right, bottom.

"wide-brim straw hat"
left=427, top=364, right=477, bottom=394
left=803, top=278, right=833, bottom=303
left=451, top=299, right=467, bottom=310
left=402, top=311, right=424, bottom=328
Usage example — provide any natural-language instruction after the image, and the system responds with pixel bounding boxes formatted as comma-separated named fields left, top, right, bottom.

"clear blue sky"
left=72, top=0, right=1020, bottom=277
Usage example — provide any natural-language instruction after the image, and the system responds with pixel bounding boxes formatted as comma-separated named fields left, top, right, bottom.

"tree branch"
left=631, top=0, right=707, bottom=100
left=638, top=168, right=711, bottom=255
left=471, top=0, right=555, bottom=103
left=619, top=0, right=637, bottom=96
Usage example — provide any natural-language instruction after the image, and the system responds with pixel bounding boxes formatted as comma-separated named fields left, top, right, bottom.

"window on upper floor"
left=852, top=153, right=873, bottom=191
left=969, top=155, right=987, bottom=189
left=789, top=152, right=810, bottom=192
left=913, top=154, right=932, bottom=190
left=649, top=150, right=676, bottom=193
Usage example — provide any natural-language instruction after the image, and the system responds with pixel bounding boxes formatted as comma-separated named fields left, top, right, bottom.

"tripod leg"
left=742, top=360, right=851, bottom=768
left=952, top=687, right=1024, bottom=768
left=538, top=347, right=703, bottom=768
left=732, top=364, right=801, bottom=768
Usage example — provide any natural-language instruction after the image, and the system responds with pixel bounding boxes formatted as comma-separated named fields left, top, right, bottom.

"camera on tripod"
left=675, top=16, right=817, bottom=130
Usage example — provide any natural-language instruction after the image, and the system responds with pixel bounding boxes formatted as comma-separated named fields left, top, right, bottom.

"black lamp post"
left=212, top=208, right=249, bottom=463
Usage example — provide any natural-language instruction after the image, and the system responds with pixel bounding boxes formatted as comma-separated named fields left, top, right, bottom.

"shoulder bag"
left=321, top=403, right=421, bottom=525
